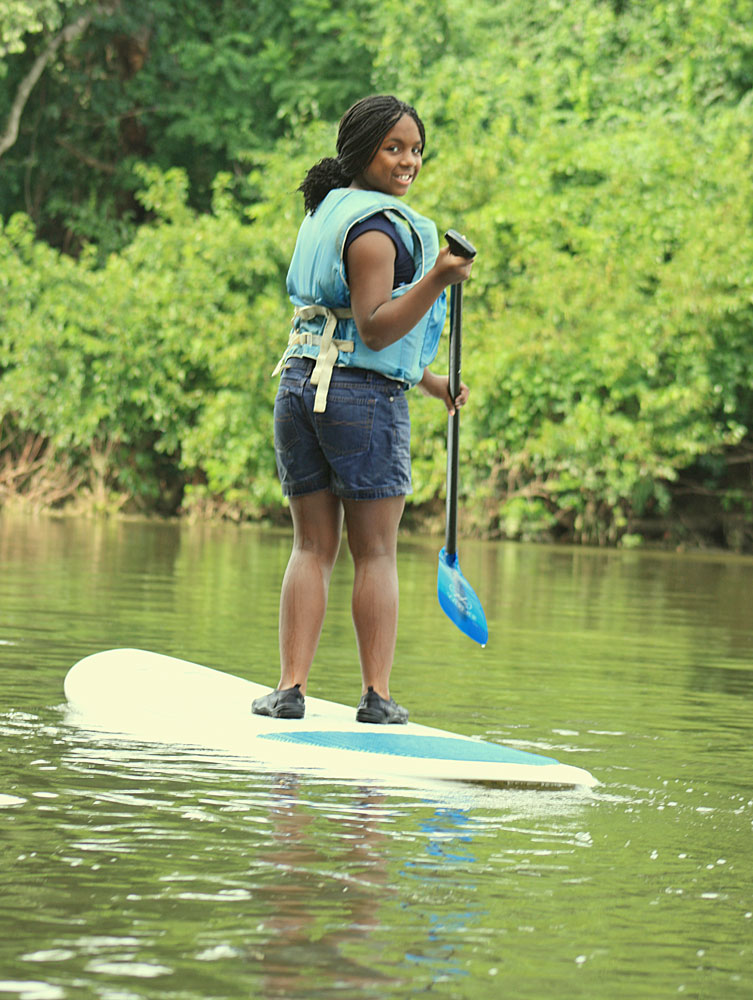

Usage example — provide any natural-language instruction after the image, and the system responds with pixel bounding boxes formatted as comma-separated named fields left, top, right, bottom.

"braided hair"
left=298, top=95, right=426, bottom=214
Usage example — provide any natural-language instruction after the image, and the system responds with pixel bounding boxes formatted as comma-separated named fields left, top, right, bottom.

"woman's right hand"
left=432, top=245, right=475, bottom=286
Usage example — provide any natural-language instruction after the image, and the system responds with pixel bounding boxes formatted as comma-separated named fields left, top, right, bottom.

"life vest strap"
left=272, top=305, right=355, bottom=412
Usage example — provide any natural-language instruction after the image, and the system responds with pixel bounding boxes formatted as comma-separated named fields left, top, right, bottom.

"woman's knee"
left=289, top=490, right=343, bottom=564
left=343, top=496, right=404, bottom=560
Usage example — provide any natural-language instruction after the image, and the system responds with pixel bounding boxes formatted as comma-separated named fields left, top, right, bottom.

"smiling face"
left=352, top=114, right=423, bottom=198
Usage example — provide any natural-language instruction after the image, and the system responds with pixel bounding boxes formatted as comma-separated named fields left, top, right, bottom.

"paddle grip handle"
left=445, top=230, right=477, bottom=259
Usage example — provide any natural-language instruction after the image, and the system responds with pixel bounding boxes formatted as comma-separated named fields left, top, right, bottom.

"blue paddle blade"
left=437, top=547, right=489, bottom=646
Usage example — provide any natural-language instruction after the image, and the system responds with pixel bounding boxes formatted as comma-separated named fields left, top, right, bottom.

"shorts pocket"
left=316, top=393, right=375, bottom=459
left=273, top=390, right=300, bottom=454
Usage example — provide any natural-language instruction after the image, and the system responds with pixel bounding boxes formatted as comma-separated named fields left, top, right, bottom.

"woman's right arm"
left=347, top=233, right=473, bottom=352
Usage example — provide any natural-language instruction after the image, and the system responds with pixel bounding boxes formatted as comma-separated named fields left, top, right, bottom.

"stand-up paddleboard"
left=64, top=649, right=597, bottom=790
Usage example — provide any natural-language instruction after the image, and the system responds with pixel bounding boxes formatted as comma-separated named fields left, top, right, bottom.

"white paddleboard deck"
left=64, top=649, right=597, bottom=790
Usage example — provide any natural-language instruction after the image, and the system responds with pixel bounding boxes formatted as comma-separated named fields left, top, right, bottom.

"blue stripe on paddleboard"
left=259, top=731, right=558, bottom=766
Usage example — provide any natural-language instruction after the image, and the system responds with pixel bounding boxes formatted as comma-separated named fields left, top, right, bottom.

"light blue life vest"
left=276, top=188, right=446, bottom=412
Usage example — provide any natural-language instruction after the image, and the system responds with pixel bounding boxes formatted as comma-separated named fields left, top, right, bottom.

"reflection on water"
left=1, top=714, right=599, bottom=1000
left=1, top=514, right=752, bottom=998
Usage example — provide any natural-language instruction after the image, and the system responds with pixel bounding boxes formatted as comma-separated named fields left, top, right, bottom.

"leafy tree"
left=0, top=0, right=381, bottom=250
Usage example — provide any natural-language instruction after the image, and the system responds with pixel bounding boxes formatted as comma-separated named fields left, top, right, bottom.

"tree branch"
left=56, top=135, right=117, bottom=174
left=0, top=8, right=98, bottom=160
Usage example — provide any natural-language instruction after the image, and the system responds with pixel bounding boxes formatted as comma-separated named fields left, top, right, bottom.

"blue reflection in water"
left=401, top=807, right=481, bottom=986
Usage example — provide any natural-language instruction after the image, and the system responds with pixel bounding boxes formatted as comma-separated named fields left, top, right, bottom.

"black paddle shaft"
left=444, top=230, right=477, bottom=557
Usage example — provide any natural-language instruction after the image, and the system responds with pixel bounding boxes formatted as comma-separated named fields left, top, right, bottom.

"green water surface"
left=1, top=514, right=751, bottom=999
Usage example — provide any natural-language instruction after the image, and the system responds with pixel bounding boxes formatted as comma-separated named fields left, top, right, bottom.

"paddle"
left=437, top=230, right=489, bottom=646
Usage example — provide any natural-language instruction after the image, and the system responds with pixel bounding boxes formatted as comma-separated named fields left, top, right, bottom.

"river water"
left=1, top=514, right=751, bottom=999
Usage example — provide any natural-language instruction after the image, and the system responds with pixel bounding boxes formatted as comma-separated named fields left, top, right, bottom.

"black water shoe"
left=252, top=684, right=305, bottom=719
left=356, top=686, right=409, bottom=725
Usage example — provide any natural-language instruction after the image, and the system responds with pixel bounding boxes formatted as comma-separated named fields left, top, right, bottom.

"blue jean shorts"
left=274, top=358, right=412, bottom=499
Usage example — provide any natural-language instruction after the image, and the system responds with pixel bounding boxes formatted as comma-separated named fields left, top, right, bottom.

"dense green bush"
left=1, top=166, right=290, bottom=514
left=455, top=110, right=753, bottom=543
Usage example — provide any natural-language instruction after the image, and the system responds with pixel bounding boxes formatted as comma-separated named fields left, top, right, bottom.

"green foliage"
left=1, top=0, right=752, bottom=546
left=0, top=164, right=294, bottom=514
left=0, top=0, right=88, bottom=58
left=0, top=0, right=380, bottom=245
left=454, top=106, right=753, bottom=543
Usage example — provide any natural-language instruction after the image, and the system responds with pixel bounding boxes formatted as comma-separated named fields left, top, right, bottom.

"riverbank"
left=2, top=485, right=750, bottom=555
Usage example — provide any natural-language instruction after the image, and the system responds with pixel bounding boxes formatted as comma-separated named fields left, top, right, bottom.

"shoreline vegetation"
left=1, top=435, right=750, bottom=553
left=1, top=1, right=752, bottom=553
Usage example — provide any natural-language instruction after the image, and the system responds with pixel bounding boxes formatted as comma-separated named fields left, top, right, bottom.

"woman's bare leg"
left=278, top=490, right=343, bottom=693
left=342, top=495, right=405, bottom=699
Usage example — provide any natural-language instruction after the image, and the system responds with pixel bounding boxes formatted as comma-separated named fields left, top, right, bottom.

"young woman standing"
left=253, top=95, right=474, bottom=723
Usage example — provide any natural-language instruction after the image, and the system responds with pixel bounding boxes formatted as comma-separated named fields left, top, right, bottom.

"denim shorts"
left=274, top=357, right=412, bottom=499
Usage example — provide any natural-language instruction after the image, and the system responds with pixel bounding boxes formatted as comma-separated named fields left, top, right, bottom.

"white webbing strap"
left=272, top=305, right=354, bottom=412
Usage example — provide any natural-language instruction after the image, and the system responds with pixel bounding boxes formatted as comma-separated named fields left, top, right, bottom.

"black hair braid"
left=297, top=94, right=426, bottom=214
left=298, top=157, right=348, bottom=215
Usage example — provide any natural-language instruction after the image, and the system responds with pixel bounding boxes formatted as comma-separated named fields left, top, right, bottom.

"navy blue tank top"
left=344, top=213, right=415, bottom=288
